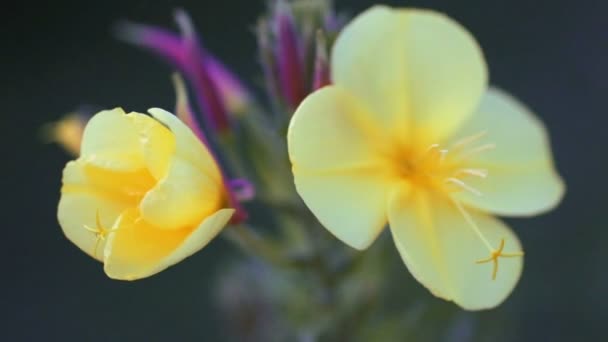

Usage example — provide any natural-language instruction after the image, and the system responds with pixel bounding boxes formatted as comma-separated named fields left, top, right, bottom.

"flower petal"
left=294, top=169, right=393, bottom=250
left=148, top=108, right=222, bottom=184
left=58, top=161, right=126, bottom=261
left=331, top=6, right=487, bottom=143
left=288, top=85, right=390, bottom=173
left=447, top=88, right=565, bottom=216
left=389, top=188, right=523, bottom=310
left=140, top=157, right=223, bottom=230
left=330, top=6, right=408, bottom=137
left=80, top=108, right=145, bottom=170
left=104, top=208, right=234, bottom=280
left=288, top=85, right=395, bottom=250
left=129, top=112, right=176, bottom=180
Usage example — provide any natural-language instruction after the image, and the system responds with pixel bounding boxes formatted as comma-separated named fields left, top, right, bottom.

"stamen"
left=417, top=143, right=445, bottom=165
left=460, top=143, right=496, bottom=160
left=450, top=131, right=487, bottom=150
left=445, top=178, right=482, bottom=196
left=456, top=168, right=488, bottom=178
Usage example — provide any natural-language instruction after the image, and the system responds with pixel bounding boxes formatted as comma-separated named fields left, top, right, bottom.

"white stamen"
left=451, top=131, right=487, bottom=150
left=460, top=143, right=496, bottom=160
left=456, top=168, right=488, bottom=178
left=445, top=177, right=482, bottom=196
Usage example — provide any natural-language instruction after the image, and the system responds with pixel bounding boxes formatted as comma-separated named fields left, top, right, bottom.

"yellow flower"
left=58, top=107, right=234, bottom=280
left=287, top=6, right=564, bottom=309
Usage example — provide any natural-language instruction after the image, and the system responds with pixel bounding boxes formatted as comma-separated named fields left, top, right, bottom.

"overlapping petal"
left=104, top=208, right=234, bottom=280
left=80, top=108, right=145, bottom=171
left=388, top=188, right=523, bottom=310
left=447, top=88, right=565, bottom=216
left=140, top=157, right=222, bottom=230
left=148, top=108, right=222, bottom=184
left=130, top=112, right=176, bottom=180
left=332, top=6, right=487, bottom=143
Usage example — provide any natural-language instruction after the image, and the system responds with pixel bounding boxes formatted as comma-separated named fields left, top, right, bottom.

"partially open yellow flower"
left=58, top=107, right=234, bottom=280
left=288, top=6, right=564, bottom=309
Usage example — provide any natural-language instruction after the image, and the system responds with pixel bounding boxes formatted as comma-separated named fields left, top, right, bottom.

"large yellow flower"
left=58, top=108, right=234, bottom=280
left=287, top=6, right=564, bottom=309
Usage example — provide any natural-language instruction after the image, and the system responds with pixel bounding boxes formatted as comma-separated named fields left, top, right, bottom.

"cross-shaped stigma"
left=476, top=238, right=524, bottom=280
left=83, top=210, right=118, bottom=259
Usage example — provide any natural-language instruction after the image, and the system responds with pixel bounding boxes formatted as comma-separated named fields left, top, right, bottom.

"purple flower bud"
left=173, top=9, right=230, bottom=133
left=205, top=55, right=251, bottom=115
left=273, top=0, right=306, bottom=109
left=116, top=10, right=252, bottom=133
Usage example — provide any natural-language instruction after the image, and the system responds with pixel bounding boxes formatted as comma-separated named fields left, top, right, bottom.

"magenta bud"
left=205, top=55, right=252, bottom=115
left=273, top=0, right=306, bottom=108
left=116, top=10, right=252, bottom=133
left=173, top=9, right=230, bottom=133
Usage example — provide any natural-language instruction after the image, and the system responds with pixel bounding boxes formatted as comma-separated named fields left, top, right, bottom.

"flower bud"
left=257, top=0, right=345, bottom=111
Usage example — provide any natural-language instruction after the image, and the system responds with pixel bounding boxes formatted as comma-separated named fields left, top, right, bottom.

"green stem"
left=223, top=224, right=291, bottom=268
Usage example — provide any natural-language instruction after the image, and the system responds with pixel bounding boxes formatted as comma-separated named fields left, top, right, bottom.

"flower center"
left=397, top=131, right=492, bottom=197
left=395, top=131, right=524, bottom=280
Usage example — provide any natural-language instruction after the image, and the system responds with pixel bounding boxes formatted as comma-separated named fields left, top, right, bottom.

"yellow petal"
left=140, top=157, right=223, bottom=230
left=294, top=169, right=393, bottom=250
left=288, top=85, right=390, bottom=173
left=80, top=162, right=156, bottom=204
left=330, top=6, right=409, bottom=137
left=331, top=6, right=487, bottom=143
left=129, top=111, right=176, bottom=180
left=80, top=108, right=145, bottom=170
left=103, top=208, right=234, bottom=280
left=148, top=108, right=222, bottom=184
left=447, top=88, right=565, bottom=216
left=58, top=161, right=126, bottom=261
left=288, top=85, right=395, bottom=250
left=389, top=188, right=523, bottom=310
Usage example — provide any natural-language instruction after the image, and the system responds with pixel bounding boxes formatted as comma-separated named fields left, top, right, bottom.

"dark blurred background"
left=2, top=0, right=606, bottom=340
